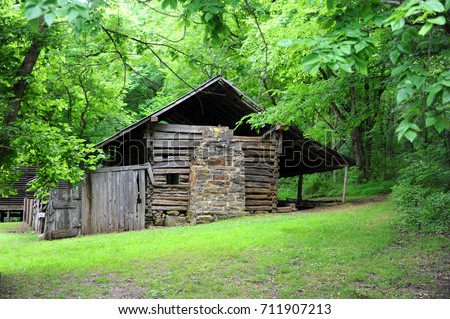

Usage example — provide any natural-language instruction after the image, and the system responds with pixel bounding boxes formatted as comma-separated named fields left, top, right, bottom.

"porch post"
left=342, top=166, right=348, bottom=203
left=297, top=174, right=303, bottom=204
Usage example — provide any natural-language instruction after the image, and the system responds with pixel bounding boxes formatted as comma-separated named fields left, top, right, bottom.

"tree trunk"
left=364, top=137, right=372, bottom=179
left=0, top=32, right=44, bottom=161
left=351, top=126, right=368, bottom=179
left=4, top=40, right=43, bottom=126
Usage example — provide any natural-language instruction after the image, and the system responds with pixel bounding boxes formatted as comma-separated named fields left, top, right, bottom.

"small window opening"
left=162, top=153, right=169, bottom=159
left=166, top=173, right=180, bottom=185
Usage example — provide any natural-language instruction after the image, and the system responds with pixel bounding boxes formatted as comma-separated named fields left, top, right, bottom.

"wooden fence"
left=23, top=198, right=46, bottom=236
left=39, top=165, right=147, bottom=239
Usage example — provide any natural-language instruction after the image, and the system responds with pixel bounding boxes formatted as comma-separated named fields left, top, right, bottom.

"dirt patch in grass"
left=422, top=256, right=450, bottom=298
left=0, top=274, right=18, bottom=299
left=8, top=223, right=33, bottom=233
left=285, top=195, right=389, bottom=216
left=75, top=274, right=147, bottom=299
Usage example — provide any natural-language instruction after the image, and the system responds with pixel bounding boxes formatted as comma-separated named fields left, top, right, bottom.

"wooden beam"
left=342, top=166, right=348, bottom=203
left=49, top=228, right=79, bottom=240
left=296, top=174, right=303, bottom=203
left=94, top=164, right=150, bottom=173
left=151, top=205, right=188, bottom=211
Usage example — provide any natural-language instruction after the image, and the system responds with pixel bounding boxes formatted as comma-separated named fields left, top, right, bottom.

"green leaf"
left=427, top=16, right=446, bottom=25
left=425, top=113, right=437, bottom=127
left=397, top=88, right=409, bottom=103
left=340, top=44, right=351, bottom=55
left=446, top=0, right=450, bottom=10
left=391, top=18, right=405, bottom=31
left=293, top=38, right=315, bottom=46
left=411, top=75, right=426, bottom=89
left=338, top=62, right=353, bottom=73
left=422, top=0, right=445, bottom=12
left=44, top=12, right=56, bottom=27
left=395, top=125, right=406, bottom=135
left=161, top=0, right=170, bottom=10
left=404, top=129, right=418, bottom=142
left=434, top=117, right=449, bottom=133
left=204, top=12, right=213, bottom=22
left=389, top=50, right=401, bottom=64
left=326, top=0, right=335, bottom=9
left=353, top=55, right=368, bottom=75
left=277, top=39, right=293, bottom=47
left=25, top=3, right=43, bottom=20
left=361, top=3, right=372, bottom=18
left=392, top=64, right=408, bottom=76
left=301, top=53, right=321, bottom=67
left=418, top=22, right=433, bottom=36
left=67, top=8, right=79, bottom=23
left=74, top=0, right=88, bottom=8
left=28, top=18, right=40, bottom=32
left=443, top=87, right=450, bottom=104
left=354, top=41, right=368, bottom=53
left=426, top=85, right=442, bottom=105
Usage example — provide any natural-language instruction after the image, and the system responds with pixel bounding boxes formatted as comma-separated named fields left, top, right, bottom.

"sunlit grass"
left=0, top=200, right=447, bottom=298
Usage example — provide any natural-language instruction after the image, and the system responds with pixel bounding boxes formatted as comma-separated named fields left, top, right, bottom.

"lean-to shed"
left=42, top=76, right=355, bottom=239
left=0, top=167, right=36, bottom=222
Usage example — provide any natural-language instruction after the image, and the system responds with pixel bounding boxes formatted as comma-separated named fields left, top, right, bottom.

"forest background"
left=0, top=0, right=449, bottom=234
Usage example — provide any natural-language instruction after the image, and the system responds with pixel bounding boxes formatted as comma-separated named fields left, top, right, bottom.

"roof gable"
left=97, top=75, right=355, bottom=174
left=97, top=75, right=264, bottom=147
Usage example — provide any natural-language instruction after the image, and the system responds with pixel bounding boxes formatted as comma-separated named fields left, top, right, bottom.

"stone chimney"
left=188, top=127, right=246, bottom=224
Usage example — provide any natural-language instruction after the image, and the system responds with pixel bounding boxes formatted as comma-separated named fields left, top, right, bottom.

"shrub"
left=391, top=148, right=450, bottom=234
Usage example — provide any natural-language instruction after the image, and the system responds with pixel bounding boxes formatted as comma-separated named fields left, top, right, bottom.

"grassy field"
left=0, top=199, right=448, bottom=299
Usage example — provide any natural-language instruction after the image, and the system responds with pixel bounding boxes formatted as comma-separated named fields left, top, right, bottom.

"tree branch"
left=243, top=0, right=269, bottom=98
left=102, top=25, right=190, bottom=91
left=155, top=24, right=187, bottom=43
left=381, top=0, right=403, bottom=5
left=101, top=26, right=216, bottom=68
left=331, top=103, right=347, bottom=124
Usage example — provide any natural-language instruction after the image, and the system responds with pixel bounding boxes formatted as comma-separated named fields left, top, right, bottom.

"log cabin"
left=0, top=167, right=36, bottom=222
left=41, top=75, right=355, bottom=239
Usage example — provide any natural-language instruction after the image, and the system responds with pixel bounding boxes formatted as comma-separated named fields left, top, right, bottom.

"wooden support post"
left=6, top=211, right=10, bottom=222
left=342, top=166, right=348, bottom=203
left=297, top=174, right=303, bottom=204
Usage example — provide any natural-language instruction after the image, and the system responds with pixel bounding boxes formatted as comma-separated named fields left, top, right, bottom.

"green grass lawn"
left=0, top=200, right=448, bottom=299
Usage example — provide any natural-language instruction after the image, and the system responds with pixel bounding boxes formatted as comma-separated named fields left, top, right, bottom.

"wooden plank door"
left=46, top=188, right=82, bottom=239
left=85, top=167, right=146, bottom=234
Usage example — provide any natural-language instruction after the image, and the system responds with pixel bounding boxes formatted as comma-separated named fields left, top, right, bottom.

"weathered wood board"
left=44, top=165, right=147, bottom=239
left=235, top=135, right=279, bottom=213
left=85, top=168, right=146, bottom=235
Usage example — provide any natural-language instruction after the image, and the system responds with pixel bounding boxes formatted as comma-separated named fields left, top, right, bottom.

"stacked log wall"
left=146, top=124, right=207, bottom=226
left=235, top=136, right=279, bottom=213
left=146, top=125, right=280, bottom=226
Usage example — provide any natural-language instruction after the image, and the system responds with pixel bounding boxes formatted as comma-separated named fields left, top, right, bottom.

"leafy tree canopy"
left=1, top=0, right=449, bottom=197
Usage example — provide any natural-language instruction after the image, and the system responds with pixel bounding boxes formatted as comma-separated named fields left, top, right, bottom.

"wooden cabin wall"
left=146, top=124, right=280, bottom=227
left=235, top=136, right=279, bottom=213
left=0, top=167, right=36, bottom=214
left=146, top=124, right=206, bottom=226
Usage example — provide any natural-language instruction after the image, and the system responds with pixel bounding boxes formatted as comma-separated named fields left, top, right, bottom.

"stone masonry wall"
left=188, top=127, right=246, bottom=224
